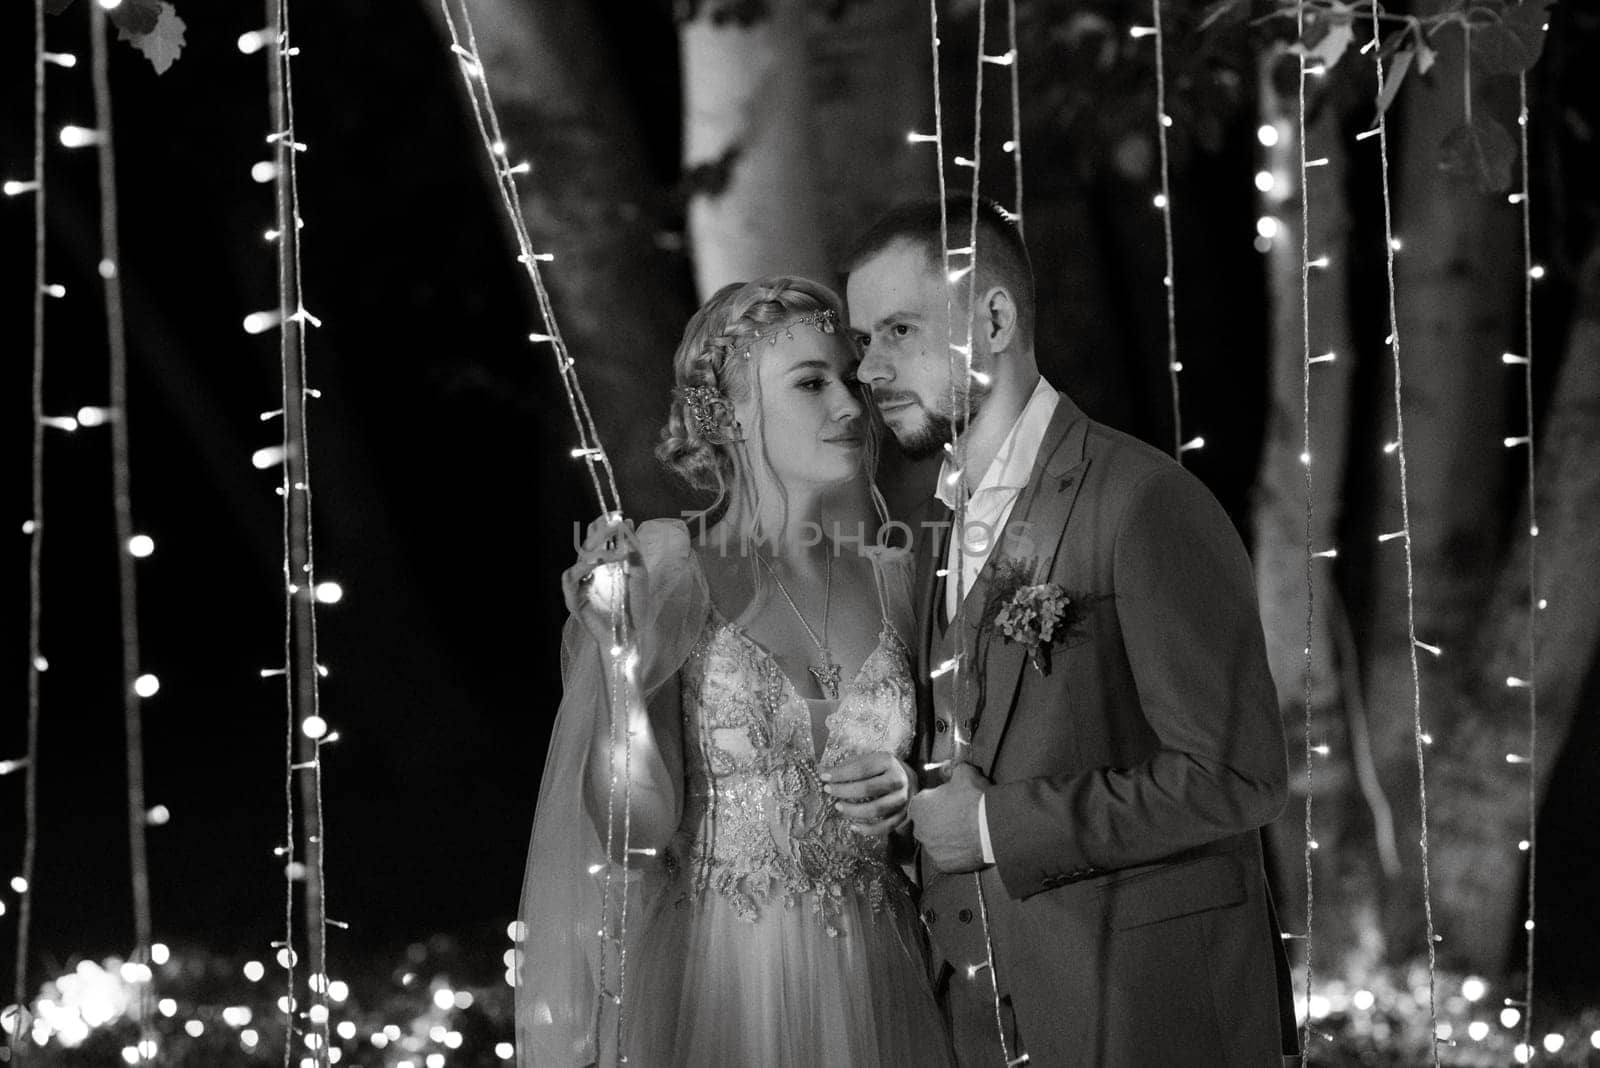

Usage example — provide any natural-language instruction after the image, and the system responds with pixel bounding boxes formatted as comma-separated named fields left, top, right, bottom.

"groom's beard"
left=880, top=387, right=989, bottom=461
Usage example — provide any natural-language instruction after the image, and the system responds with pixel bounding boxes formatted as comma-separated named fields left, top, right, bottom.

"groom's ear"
left=983, top=285, right=1019, bottom=353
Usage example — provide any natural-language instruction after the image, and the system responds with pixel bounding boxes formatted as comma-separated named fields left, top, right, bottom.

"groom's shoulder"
left=1079, top=415, right=1187, bottom=491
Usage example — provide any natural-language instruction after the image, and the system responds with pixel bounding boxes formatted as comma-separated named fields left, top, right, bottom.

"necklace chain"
left=754, top=553, right=841, bottom=699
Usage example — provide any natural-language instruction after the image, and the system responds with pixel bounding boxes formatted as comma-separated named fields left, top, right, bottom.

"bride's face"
left=737, top=325, right=867, bottom=490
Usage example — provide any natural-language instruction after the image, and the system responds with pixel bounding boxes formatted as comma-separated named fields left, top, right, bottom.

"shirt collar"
left=935, top=376, right=1059, bottom=509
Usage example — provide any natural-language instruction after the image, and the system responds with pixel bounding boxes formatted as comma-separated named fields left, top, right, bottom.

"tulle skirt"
left=622, top=880, right=956, bottom=1067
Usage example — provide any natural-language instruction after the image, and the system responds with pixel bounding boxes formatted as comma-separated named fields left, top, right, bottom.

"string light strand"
left=1004, top=0, right=1024, bottom=233
left=1513, top=67, right=1540, bottom=1065
left=1149, top=0, right=1184, bottom=461
left=88, top=2, right=157, bottom=1058
left=1293, top=1, right=1319, bottom=1051
left=11, top=0, right=48, bottom=1057
left=264, top=0, right=331, bottom=1060
left=1366, top=11, right=1441, bottom=1061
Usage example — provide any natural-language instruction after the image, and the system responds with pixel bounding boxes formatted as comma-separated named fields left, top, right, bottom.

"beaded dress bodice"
left=670, top=612, right=916, bottom=931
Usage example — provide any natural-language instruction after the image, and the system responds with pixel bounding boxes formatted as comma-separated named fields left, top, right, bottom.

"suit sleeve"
left=986, top=465, right=1288, bottom=900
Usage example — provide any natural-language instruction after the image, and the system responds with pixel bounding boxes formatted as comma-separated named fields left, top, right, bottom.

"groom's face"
left=847, top=241, right=987, bottom=461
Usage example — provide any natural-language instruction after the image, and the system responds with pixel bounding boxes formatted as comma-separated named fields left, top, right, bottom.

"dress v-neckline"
left=710, top=608, right=894, bottom=764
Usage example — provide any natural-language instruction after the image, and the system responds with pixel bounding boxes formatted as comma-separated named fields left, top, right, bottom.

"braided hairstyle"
left=656, top=277, right=849, bottom=503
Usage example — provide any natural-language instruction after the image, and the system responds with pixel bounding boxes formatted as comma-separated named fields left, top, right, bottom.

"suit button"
left=958, top=909, right=973, bottom=924
left=935, top=719, right=948, bottom=734
left=922, top=908, right=938, bottom=926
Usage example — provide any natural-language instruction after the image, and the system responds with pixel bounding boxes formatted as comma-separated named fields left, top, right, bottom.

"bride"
left=517, top=277, right=954, bottom=1066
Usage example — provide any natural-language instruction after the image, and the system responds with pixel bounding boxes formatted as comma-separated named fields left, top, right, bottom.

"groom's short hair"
left=842, top=195, right=1036, bottom=341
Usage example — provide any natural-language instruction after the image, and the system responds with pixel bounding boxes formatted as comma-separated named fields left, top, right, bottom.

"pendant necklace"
left=754, top=552, right=841, bottom=699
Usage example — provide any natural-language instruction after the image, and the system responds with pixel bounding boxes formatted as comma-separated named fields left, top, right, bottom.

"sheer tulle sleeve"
left=516, top=519, right=709, bottom=1067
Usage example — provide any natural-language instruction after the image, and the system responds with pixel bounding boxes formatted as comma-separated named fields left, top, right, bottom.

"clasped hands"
left=822, top=757, right=990, bottom=874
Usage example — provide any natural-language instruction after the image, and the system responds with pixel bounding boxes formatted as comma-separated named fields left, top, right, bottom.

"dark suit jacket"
left=913, top=393, right=1298, bottom=1066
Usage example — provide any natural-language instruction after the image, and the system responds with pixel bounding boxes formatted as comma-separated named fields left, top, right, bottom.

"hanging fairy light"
left=1132, top=3, right=1187, bottom=462
left=241, top=0, right=340, bottom=1061
left=12, top=1, right=50, bottom=1059
left=1509, top=60, right=1543, bottom=1064
left=1363, top=8, right=1442, bottom=1061
left=436, top=1, right=634, bottom=1057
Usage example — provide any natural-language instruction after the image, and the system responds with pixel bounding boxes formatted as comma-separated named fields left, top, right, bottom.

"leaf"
left=107, top=0, right=162, bottom=36
left=1198, top=0, right=1249, bottom=32
left=1308, top=21, right=1355, bottom=72
left=1375, top=46, right=1415, bottom=117
left=116, top=1, right=185, bottom=75
left=1439, top=116, right=1518, bottom=193
left=1471, top=0, right=1552, bottom=76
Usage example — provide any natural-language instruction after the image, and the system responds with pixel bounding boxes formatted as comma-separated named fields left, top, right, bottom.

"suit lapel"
left=913, top=498, right=951, bottom=769
left=962, top=396, right=1091, bottom=777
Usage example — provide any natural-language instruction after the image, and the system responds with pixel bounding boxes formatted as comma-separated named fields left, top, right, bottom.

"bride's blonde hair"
left=657, top=277, right=882, bottom=544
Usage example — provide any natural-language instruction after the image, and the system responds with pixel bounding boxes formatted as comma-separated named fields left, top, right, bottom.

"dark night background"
left=0, top=2, right=684, bottom=968
left=4, top=0, right=1599, bottom=1045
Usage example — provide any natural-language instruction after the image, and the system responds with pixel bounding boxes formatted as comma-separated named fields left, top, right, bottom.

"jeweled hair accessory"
left=676, top=384, right=736, bottom=443
left=740, top=308, right=839, bottom=358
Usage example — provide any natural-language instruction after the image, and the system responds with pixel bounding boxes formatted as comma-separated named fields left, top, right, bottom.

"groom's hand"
left=908, top=763, right=989, bottom=873
left=820, top=752, right=914, bottom=836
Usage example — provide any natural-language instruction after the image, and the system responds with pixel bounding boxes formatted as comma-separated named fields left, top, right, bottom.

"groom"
left=841, top=197, right=1300, bottom=1066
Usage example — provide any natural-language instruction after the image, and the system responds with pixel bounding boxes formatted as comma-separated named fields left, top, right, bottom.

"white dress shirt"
left=933, top=376, right=1059, bottom=864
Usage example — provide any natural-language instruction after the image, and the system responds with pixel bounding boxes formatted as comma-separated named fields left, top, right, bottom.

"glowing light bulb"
left=277, top=947, right=298, bottom=969
left=301, top=716, right=328, bottom=740
left=314, top=581, right=343, bottom=604
left=1257, top=124, right=1280, bottom=147
left=433, top=988, right=455, bottom=1011
left=1502, top=1007, right=1522, bottom=1028
left=1352, top=989, right=1374, bottom=1011
left=251, top=161, right=279, bottom=183
left=1254, top=171, right=1275, bottom=193
left=158, top=999, right=177, bottom=1017
left=59, top=126, right=103, bottom=148
left=134, top=674, right=160, bottom=698
left=1152, top=193, right=1168, bottom=209
left=243, top=310, right=282, bottom=335
left=237, top=30, right=269, bottom=54
left=243, top=960, right=265, bottom=982
left=337, top=1021, right=356, bottom=1040
left=185, top=1021, right=204, bottom=1038
left=128, top=534, right=155, bottom=558
left=1468, top=1020, right=1490, bottom=1041
left=11, top=876, right=29, bottom=893
left=308, top=1004, right=329, bottom=1025
left=98, top=0, right=123, bottom=8
left=151, top=943, right=169, bottom=965
left=1256, top=216, right=1279, bottom=240
left=1544, top=1033, right=1564, bottom=1053
left=5, top=180, right=41, bottom=196
left=77, top=406, right=112, bottom=426
left=329, top=980, right=349, bottom=1002
left=496, top=1043, right=515, bottom=1060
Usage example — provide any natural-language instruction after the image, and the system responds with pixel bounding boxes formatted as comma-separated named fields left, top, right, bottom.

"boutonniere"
left=980, top=557, right=1070, bottom=674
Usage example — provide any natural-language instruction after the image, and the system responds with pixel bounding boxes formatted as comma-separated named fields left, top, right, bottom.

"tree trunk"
left=1430, top=243, right=1600, bottom=971
left=1363, top=14, right=1520, bottom=961
left=426, top=0, right=694, bottom=520
left=680, top=0, right=833, bottom=295
left=1250, top=48, right=1375, bottom=975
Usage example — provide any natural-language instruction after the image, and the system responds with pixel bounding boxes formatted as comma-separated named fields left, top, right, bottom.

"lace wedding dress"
left=517, top=520, right=953, bottom=1067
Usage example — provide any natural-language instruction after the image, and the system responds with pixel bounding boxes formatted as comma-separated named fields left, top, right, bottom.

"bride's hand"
left=819, top=752, right=915, bottom=836
left=561, top=514, right=648, bottom=648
